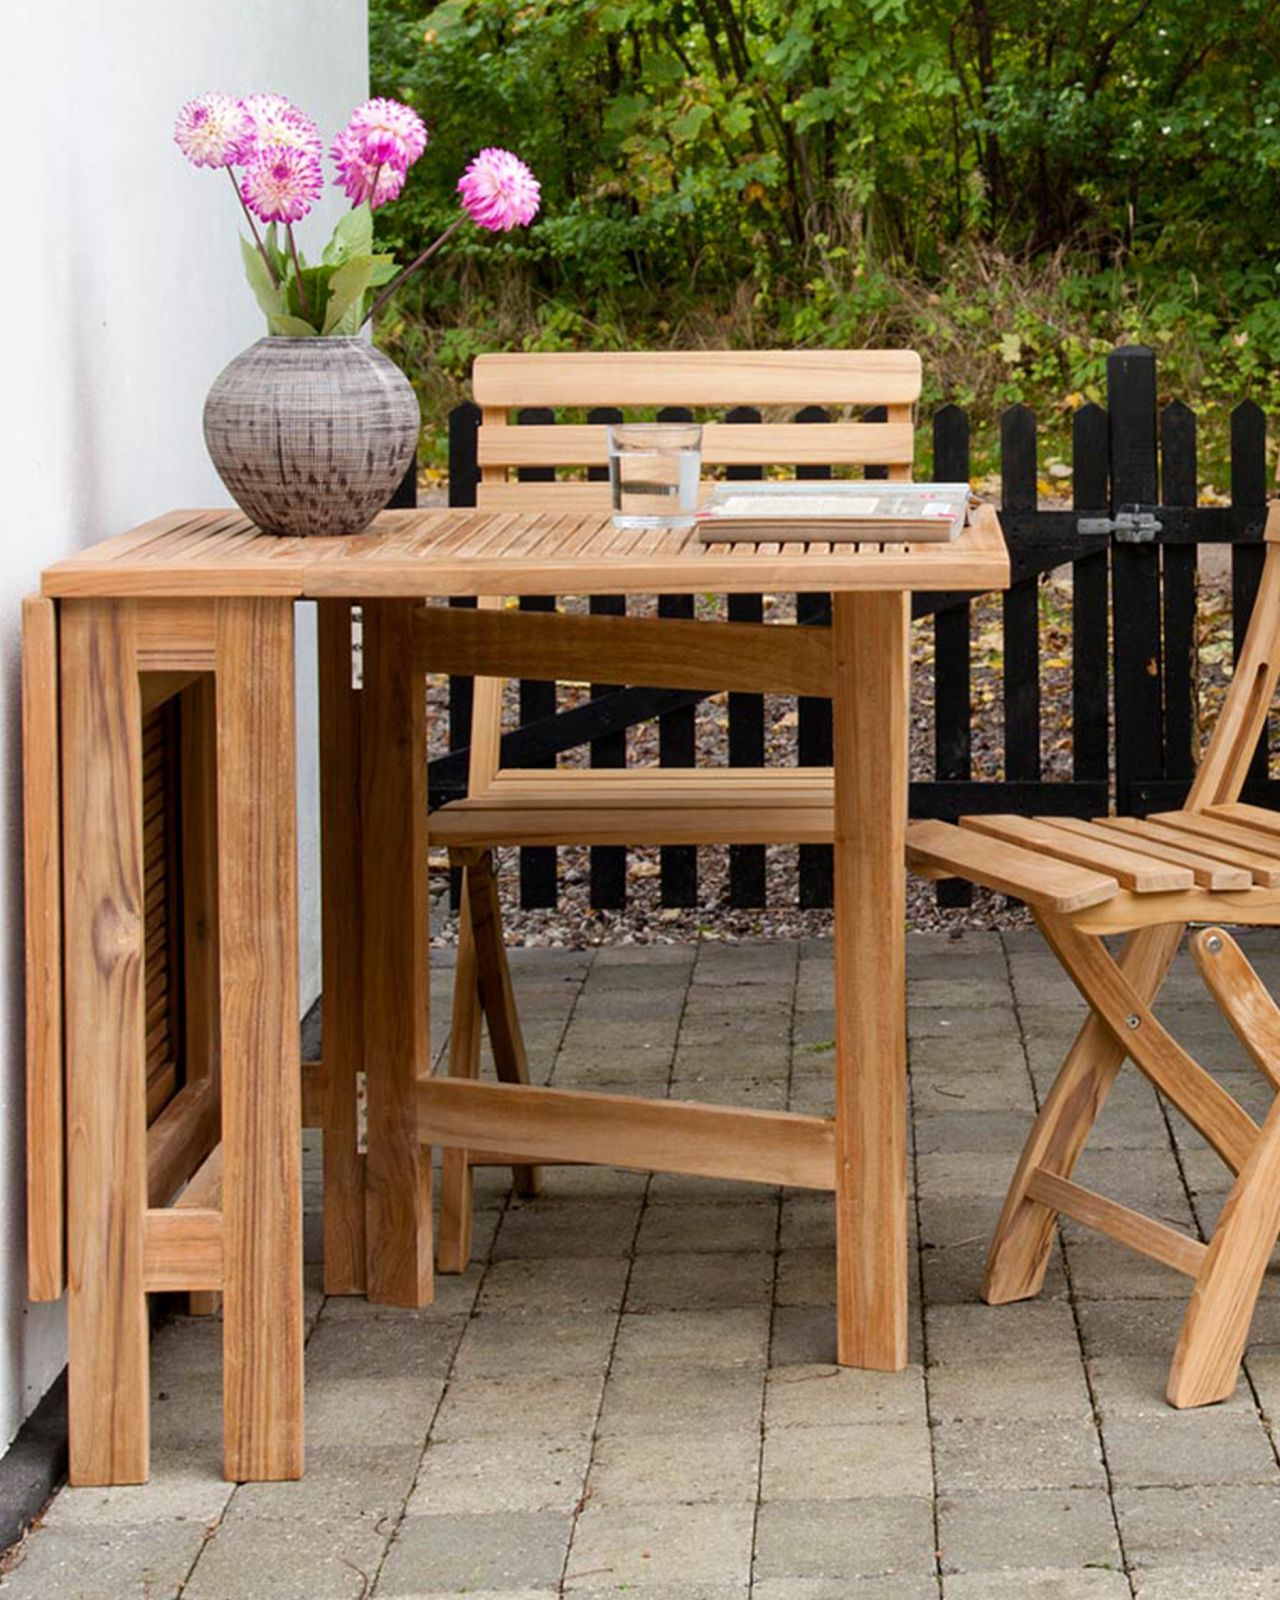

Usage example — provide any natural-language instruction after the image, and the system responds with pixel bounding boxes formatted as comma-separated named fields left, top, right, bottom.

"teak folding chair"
left=425, top=348, right=921, bottom=1271
left=906, top=504, right=1280, bottom=1408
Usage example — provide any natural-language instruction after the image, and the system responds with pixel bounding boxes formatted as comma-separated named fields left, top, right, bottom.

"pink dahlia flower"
left=341, top=97, right=427, bottom=170
left=239, top=93, right=323, bottom=161
left=457, top=148, right=541, bottom=232
left=330, top=127, right=409, bottom=209
left=174, top=92, right=252, bottom=169
left=240, top=144, right=324, bottom=224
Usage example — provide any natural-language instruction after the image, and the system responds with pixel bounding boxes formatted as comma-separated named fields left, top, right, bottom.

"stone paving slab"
left=10, top=931, right=1280, bottom=1597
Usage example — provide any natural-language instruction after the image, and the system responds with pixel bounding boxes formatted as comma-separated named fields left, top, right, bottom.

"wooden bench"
left=430, top=347, right=922, bottom=1271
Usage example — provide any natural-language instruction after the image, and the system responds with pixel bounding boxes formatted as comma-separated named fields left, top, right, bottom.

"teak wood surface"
left=904, top=524, right=1280, bottom=1409
left=37, top=466, right=1008, bottom=1479
left=40, top=503, right=1008, bottom=599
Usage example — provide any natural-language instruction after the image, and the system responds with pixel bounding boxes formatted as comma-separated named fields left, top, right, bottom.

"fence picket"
left=931, top=404, right=972, bottom=907
left=724, top=405, right=767, bottom=907
left=1109, top=345, right=1163, bottom=812
left=1231, top=399, right=1270, bottom=789
left=656, top=405, right=698, bottom=908
left=516, top=406, right=559, bottom=907
left=586, top=406, right=627, bottom=909
left=1072, top=403, right=1110, bottom=788
left=1001, top=405, right=1041, bottom=782
left=433, top=349, right=1273, bottom=917
left=446, top=404, right=481, bottom=908
left=795, top=404, right=833, bottom=908
left=1160, top=400, right=1198, bottom=786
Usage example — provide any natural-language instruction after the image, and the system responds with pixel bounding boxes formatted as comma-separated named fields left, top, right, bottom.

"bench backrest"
left=471, top=349, right=922, bottom=508
left=461, top=348, right=922, bottom=794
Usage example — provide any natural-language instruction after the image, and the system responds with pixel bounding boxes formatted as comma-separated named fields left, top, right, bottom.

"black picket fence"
left=419, top=344, right=1274, bottom=911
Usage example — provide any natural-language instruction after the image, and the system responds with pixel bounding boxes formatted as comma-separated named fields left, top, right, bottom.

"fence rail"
left=423, top=344, right=1274, bottom=911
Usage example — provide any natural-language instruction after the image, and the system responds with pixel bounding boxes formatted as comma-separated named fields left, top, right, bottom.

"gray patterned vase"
left=203, top=337, right=420, bottom=537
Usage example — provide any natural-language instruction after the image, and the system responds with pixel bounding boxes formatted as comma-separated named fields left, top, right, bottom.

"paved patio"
left=9, top=929, right=1280, bottom=1598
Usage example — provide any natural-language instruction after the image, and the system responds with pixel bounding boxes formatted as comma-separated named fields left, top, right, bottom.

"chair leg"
left=467, top=851, right=541, bottom=1199
left=1168, top=1089, right=1280, bottom=1408
left=984, top=922, right=1184, bottom=1305
left=1191, top=926, right=1280, bottom=1091
left=437, top=879, right=482, bottom=1274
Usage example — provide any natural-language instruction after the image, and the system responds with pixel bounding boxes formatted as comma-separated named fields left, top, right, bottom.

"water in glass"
left=608, top=422, right=702, bottom=530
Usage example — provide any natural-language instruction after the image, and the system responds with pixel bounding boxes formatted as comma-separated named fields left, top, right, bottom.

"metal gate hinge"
left=1076, top=505, right=1163, bottom=543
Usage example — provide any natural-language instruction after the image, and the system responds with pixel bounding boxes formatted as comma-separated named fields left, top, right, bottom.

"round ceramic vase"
left=203, top=336, right=420, bottom=538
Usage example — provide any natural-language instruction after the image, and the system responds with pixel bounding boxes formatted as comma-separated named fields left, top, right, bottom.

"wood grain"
left=361, top=599, right=434, bottom=1307
left=215, top=598, right=303, bottom=1482
left=832, top=590, right=909, bottom=1370
left=471, top=348, right=923, bottom=408
left=419, top=1078, right=836, bottom=1190
left=1168, top=1090, right=1280, bottom=1406
left=958, top=813, right=1194, bottom=892
left=906, top=818, right=1120, bottom=912
left=414, top=603, right=836, bottom=698
left=476, top=421, right=913, bottom=468
left=984, top=924, right=1185, bottom=1305
left=1038, top=915, right=1256, bottom=1173
left=1026, top=1168, right=1205, bottom=1276
left=1190, top=926, right=1280, bottom=1091
left=41, top=506, right=1009, bottom=603
left=61, top=599, right=149, bottom=1485
left=145, top=1077, right=219, bottom=1207
left=143, top=1207, right=223, bottom=1291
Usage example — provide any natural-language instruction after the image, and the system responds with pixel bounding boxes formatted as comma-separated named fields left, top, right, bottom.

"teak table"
left=31, top=504, right=1008, bottom=1483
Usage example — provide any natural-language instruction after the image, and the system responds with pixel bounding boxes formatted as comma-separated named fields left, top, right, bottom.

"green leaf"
left=323, top=203, right=375, bottom=267
left=285, top=262, right=332, bottom=327
left=240, top=235, right=284, bottom=320
left=322, top=254, right=378, bottom=335
left=671, top=103, right=712, bottom=143
left=368, top=253, right=399, bottom=287
left=267, top=313, right=321, bottom=337
left=262, top=223, right=288, bottom=285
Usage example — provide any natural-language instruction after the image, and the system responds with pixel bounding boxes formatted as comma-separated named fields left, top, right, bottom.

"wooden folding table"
left=33, top=503, right=1007, bottom=1483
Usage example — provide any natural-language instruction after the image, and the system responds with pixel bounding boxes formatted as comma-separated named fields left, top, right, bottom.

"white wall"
left=0, top=0, right=367, bottom=1447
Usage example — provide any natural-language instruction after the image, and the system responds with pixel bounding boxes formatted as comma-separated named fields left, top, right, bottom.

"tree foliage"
left=376, top=0, right=1280, bottom=286
left=372, top=0, right=1280, bottom=467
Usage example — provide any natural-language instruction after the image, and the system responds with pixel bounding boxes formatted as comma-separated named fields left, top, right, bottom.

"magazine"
left=694, top=480, right=971, bottom=543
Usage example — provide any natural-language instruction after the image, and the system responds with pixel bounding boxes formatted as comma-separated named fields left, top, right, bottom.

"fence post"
left=931, top=404, right=972, bottom=907
left=1109, top=344, right=1162, bottom=812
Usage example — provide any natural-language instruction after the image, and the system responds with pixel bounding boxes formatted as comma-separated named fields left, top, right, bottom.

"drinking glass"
left=607, top=422, right=703, bottom=531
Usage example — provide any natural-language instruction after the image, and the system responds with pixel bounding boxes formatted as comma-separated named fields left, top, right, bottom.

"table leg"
left=361, top=599, right=433, bottom=1306
left=318, top=601, right=367, bottom=1294
left=831, top=590, right=910, bottom=1370
left=216, top=598, right=304, bottom=1480
left=62, top=599, right=150, bottom=1485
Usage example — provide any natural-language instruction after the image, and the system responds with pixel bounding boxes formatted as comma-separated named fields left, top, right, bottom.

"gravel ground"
left=423, top=555, right=1240, bottom=949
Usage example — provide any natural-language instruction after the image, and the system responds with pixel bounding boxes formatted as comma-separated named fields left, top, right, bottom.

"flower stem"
left=228, top=167, right=278, bottom=288
left=287, top=224, right=312, bottom=323
left=362, top=214, right=466, bottom=329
